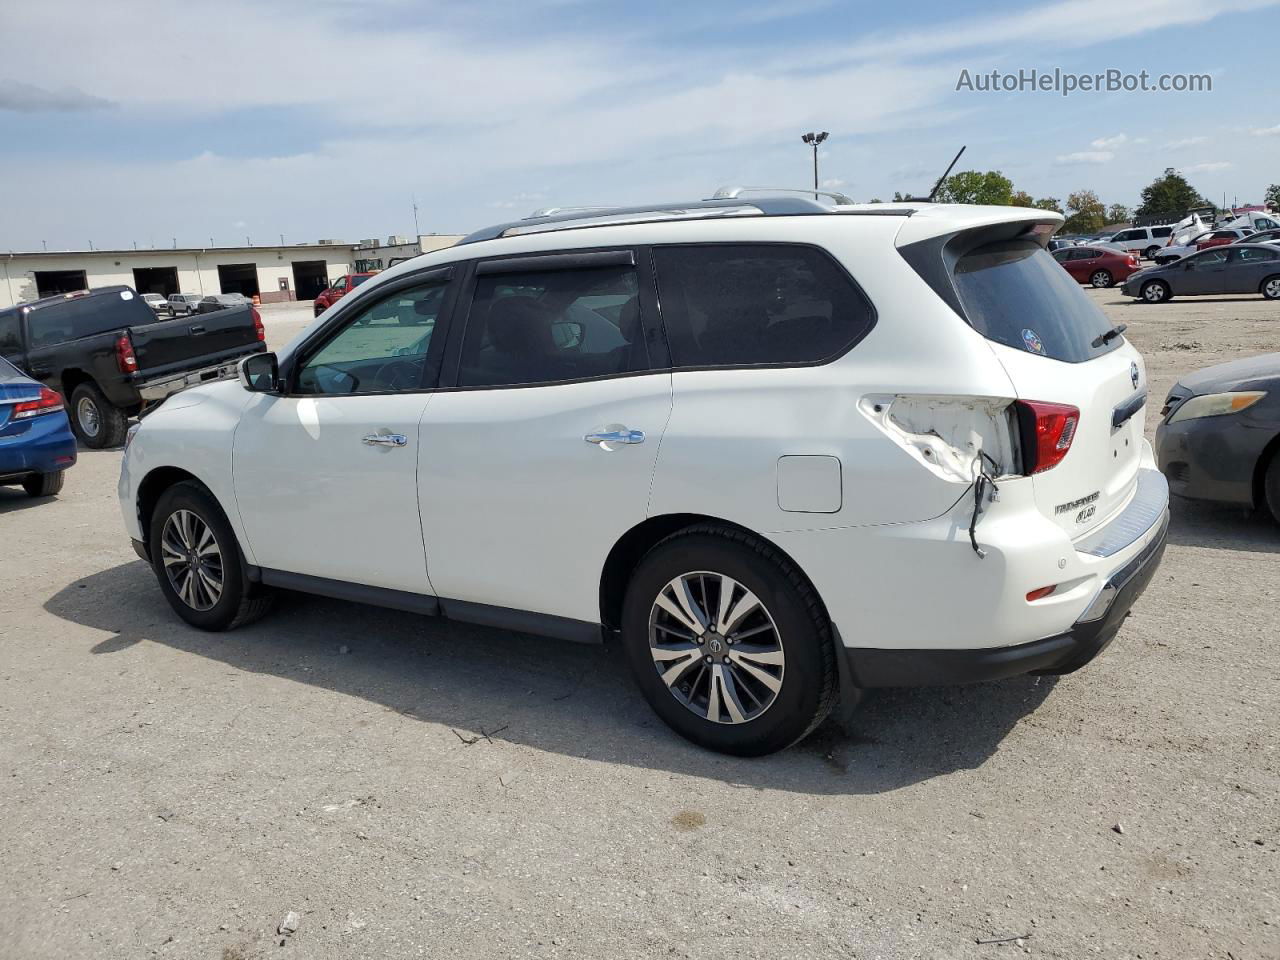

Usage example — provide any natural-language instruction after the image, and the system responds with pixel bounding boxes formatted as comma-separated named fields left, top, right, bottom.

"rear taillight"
left=251, top=306, right=265, bottom=342
left=12, top=386, right=65, bottom=420
left=1015, top=400, right=1080, bottom=474
left=115, top=332, right=138, bottom=374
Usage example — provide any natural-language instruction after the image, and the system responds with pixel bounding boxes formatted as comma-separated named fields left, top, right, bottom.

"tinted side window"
left=952, top=241, right=1119, bottom=364
left=653, top=244, right=875, bottom=367
left=1152, top=227, right=1173, bottom=237
left=296, top=281, right=446, bottom=395
left=1236, top=247, right=1278, bottom=262
left=458, top=264, right=644, bottom=388
left=0, top=309, right=21, bottom=358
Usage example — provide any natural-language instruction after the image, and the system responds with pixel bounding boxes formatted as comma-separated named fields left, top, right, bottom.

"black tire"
left=1090, top=269, right=1113, bottom=288
left=620, top=525, right=837, bottom=756
left=1264, top=449, right=1280, bottom=525
left=148, top=480, right=274, bottom=631
left=1140, top=280, right=1172, bottom=304
left=69, top=382, right=128, bottom=449
left=1143, top=245, right=1160, bottom=260
left=1261, top=275, right=1280, bottom=301
left=21, top=470, right=64, bottom=498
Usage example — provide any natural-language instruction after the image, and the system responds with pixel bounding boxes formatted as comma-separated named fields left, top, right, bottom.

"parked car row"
left=1123, top=244, right=1280, bottom=302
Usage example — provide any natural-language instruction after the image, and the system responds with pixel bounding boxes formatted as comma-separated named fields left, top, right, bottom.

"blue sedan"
left=0, top=356, right=77, bottom=498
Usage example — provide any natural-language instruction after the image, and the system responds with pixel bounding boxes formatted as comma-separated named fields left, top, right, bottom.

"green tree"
left=935, top=170, right=1014, bottom=205
left=1266, top=184, right=1280, bottom=209
left=1033, top=196, right=1064, bottom=214
left=1136, top=168, right=1207, bottom=217
left=1062, top=190, right=1107, bottom=234
left=1106, top=203, right=1131, bottom=224
left=1010, top=190, right=1035, bottom=207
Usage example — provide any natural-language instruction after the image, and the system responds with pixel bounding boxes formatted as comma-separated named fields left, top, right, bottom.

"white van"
left=1108, top=225, right=1176, bottom=259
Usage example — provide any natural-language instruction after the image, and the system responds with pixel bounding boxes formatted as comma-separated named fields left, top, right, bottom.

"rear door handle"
left=363, top=433, right=408, bottom=447
left=585, top=429, right=645, bottom=445
left=189, top=325, right=206, bottom=335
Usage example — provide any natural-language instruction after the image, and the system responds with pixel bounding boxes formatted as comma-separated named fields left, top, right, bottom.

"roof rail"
left=710, top=185, right=854, bottom=205
left=526, top=205, right=614, bottom=218
left=458, top=196, right=833, bottom=245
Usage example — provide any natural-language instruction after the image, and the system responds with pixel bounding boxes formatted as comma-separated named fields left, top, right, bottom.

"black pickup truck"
left=0, top=286, right=266, bottom=448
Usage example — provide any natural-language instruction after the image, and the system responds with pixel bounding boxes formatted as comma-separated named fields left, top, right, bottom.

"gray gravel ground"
left=1, top=292, right=1277, bottom=959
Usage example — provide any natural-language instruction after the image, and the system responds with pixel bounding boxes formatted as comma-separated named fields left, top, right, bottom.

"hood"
left=1177, top=352, right=1280, bottom=394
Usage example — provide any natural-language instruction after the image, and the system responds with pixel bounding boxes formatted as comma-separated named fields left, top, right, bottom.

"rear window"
left=652, top=244, right=875, bottom=367
left=351, top=275, right=374, bottom=288
left=26, top=290, right=157, bottom=348
left=952, top=241, right=1120, bottom=363
left=0, top=309, right=21, bottom=358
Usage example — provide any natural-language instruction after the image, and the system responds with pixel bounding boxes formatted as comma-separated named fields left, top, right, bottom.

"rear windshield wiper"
left=1092, top=324, right=1127, bottom=348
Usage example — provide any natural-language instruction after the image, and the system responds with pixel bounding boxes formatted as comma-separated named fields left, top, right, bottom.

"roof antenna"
left=918, top=145, right=966, bottom=202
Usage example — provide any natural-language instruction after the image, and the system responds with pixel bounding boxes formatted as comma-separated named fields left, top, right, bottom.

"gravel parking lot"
left=1, top=292, right=1276, bottom=960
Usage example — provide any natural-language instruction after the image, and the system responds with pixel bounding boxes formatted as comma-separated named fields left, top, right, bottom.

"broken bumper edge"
left=844, top=511, right=1169, bottom=688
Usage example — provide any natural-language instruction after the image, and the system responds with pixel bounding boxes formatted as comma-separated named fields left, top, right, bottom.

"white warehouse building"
left=0, top=234, right=461, bottom=310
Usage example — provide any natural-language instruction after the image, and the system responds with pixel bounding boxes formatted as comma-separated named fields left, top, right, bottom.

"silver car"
left=166, top=293, right=203, bottom=317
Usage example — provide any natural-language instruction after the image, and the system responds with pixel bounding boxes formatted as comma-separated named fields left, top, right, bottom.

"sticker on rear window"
left=120, top=290, right=134, bottom=301
left=1021, top=328, right=1044, bottom=355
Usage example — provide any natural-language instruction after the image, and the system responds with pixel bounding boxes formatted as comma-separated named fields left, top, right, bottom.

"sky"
left=1, top=0, right=1277, bottom=251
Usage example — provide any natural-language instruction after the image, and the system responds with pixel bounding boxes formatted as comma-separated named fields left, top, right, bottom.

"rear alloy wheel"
left=621, top=527, right=837, bottom=755
left=1141, top=280, right=1171, bottom=303
left=149, top=481, right=273, bottom=631
left=1262, top=275, right=1280, bottom=301
left=1143, top=245, right=1160, bottom=259
left=69, top=382, right=128, bottom=448
left=21, top=471, right=65, bottom=498
left=1090, top=269, right=1113, bottom=288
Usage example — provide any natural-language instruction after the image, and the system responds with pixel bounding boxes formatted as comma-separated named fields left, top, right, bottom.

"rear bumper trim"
left=137, top=359, right=243, bottom=401
left=1073, top=467, right=1169, bottom=558
left=844, top=509, right=1168, bottom=688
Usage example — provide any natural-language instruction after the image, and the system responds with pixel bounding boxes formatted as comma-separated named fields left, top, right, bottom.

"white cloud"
left=1164, top=135, right=1208, bottom=147
left=1090, top=134, right=1128, bottom=149
left=1054, top=151, right=1115, bottom=165
left=1183, top=161, right=1232, bottom=172
left=819, top=178, right=847, bottom=188
left=1251, top=124, right=1280, bottom=136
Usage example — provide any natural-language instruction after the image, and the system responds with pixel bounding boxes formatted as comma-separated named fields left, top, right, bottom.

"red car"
left=312, top=272, right=379, bottom=317
left=1195, top=228, right=1252, bottom=250
left=1050, top=244, right=1140, bottom=288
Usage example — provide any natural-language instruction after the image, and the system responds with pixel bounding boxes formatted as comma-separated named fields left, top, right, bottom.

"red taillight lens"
left=115, top=332, right=138, bottom=374
left=1026, top=585, right=1057, bottom=602
left=251, top=306, right=265, bottom=342
left=12, top=386, right=65, bottom=420
left=1015, top=400, right=1080, bottom=474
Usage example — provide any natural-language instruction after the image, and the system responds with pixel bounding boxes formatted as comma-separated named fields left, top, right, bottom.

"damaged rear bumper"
left=844, top=510, right=1169, bottom=688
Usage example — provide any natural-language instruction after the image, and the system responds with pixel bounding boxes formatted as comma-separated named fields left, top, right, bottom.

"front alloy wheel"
left=1142, top=280, right=1170, bottom=303
left=160, top=508, right=223, bottom=611
left=649, top=571, right=785, bottom=724
left=1263, top=276, right=1280, bottom=300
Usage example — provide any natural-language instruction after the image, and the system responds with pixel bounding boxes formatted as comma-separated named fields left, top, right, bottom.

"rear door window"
left=0, top=309, right=21, bottom=358
left=652, top=244, right=875, bottom=367
left=458, top=261, right=646, bottom=388
left=951, top=241, right=1120, bottom=363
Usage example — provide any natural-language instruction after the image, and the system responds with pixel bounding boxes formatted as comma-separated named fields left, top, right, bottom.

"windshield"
left=953, top=240, right=1120, bottom=363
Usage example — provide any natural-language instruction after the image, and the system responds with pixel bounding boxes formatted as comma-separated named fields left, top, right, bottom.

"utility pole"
left=412, top=195, right=420, bottom=237
left=800, top=131, right=829, bottom=199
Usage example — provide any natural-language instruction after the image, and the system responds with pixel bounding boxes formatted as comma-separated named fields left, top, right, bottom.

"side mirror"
left=239, top=352, right=279, bottom=393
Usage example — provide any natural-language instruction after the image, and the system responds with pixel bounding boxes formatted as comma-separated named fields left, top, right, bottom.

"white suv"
left=119, top=194, right=1169, bottom=755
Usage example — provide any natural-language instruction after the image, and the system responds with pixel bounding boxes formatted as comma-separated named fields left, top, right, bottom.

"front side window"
left=458, top=263, right=644, bottom=388
left=332, top=277, right=348, bottom=292
left=1191, top=249, right=1229, bottom=265
left=295, top=281, right=446, bottom=395
left=1114, top=230, right=1139, bottom=242
left=653, top=244, right=875, bottom=367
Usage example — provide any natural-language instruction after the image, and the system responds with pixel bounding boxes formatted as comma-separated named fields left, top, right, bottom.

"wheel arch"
left=136, top=466, right=209, bottom=549
left=1251, top=431, right=1280, bottom=512
left=58, top=367, right=94, bottom=397
left=1259, top=273, right=1280, bottom=297
left=598, top=513, right=830, bottom=633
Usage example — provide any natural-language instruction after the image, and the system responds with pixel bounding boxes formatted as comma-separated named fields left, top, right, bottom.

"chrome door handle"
left=584, top=429, right=645, bottom=445
left=362, top=433, right=408, bottom=447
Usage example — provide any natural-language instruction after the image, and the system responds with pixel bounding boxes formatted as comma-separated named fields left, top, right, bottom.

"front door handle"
left=584, top=429, right=645, bottom=445
left=362, top=433, right=408, bottom=447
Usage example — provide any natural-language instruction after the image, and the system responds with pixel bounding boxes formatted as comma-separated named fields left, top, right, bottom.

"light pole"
left=801, top=131, right=829, bottom=199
